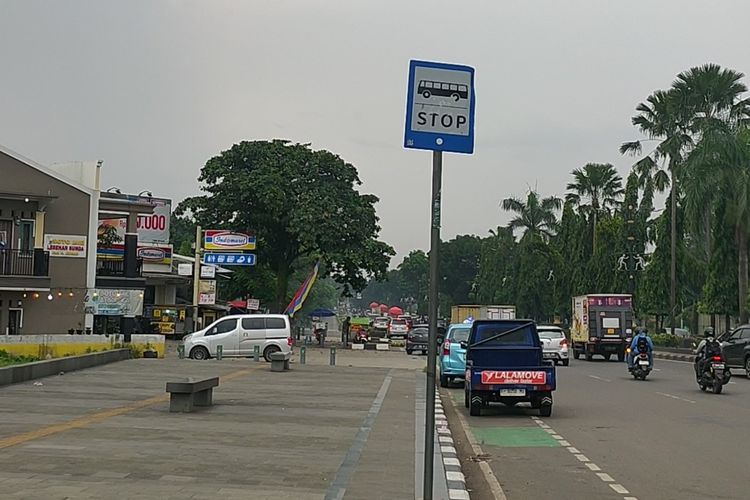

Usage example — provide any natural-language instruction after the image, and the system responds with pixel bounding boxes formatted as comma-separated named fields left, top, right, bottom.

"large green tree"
left=178, top=140, right=394, bottom=311
left=440, top=235, right=483, bottom=307
left=476, top=227, right=517, bottom=305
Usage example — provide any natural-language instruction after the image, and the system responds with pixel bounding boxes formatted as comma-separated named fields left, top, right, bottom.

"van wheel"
left=263, top=345, right=280, bottom=362
left=190, top=346, right=209, bottom=360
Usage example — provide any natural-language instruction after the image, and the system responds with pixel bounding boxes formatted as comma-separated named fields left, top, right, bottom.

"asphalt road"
left=444, top=356, right=750, bottom=500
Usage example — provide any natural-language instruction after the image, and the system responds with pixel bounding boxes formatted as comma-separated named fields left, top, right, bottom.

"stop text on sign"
left=481, top=370, right=547, bottom=385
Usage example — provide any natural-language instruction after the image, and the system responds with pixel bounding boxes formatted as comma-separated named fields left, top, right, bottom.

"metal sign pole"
left=423, top=150, right=443, bottom=499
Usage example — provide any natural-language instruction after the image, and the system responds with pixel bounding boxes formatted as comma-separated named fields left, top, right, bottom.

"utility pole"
left=424, top=150, right=442, bottom=500
left=191, top=225, right=202, bottom=332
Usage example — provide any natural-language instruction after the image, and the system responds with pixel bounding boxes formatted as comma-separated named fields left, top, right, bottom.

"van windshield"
left=472, top=322, right=535, bottom=346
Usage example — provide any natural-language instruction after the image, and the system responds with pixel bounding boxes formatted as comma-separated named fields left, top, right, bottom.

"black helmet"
left=704, top=327, right=714, bottom=338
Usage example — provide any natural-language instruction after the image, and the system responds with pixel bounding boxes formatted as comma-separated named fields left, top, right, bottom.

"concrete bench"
left=165, top=376, right=219, bottom=413
left=270, top=351, right=291, bottom=372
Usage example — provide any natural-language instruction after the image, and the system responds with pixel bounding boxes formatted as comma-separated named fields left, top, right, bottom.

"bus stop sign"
left=404, top=60, right=475, bottom=154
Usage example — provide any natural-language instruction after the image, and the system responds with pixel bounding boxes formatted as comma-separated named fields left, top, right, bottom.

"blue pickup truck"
left=463, top=319, right=556, bottom=417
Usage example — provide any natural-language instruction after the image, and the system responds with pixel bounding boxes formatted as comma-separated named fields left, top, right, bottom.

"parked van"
left=182, top=314, right=293, bottom=362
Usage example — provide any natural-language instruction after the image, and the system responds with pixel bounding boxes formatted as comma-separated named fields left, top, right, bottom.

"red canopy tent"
left=369, top=301, right=380, bottom=310
left=388, top=306, right=404, bottom=317
left=379, top=304, right=388, bottom=313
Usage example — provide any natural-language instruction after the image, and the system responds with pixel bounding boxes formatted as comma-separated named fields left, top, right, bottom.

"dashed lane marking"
left=656, top=392, right=696, bottom=404
left=530, top=416, right=636, bottom=500
left=587, top=375, right=612, bottom=382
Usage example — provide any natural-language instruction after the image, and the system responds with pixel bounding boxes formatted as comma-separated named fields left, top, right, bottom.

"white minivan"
left=182, top=314, right=293, bottom=362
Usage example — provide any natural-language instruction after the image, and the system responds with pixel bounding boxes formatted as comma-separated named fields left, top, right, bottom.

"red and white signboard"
left=481, top=370, right=547, bottom=385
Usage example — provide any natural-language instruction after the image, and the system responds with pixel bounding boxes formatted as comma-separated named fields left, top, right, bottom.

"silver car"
left=538, top=325, right=569, bottom=366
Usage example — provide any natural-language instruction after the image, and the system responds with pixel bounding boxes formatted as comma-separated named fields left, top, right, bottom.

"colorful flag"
left=284, top=261, right=320, bottom=318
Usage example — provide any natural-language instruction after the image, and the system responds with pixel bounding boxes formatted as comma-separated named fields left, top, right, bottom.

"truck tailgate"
left=469, top=365, right=556, bottom=391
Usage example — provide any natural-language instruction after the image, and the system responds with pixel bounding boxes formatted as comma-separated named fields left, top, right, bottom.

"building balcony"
left=95, top=258, right=146, bottom=290
left=0, top=248, right=51, bottom=290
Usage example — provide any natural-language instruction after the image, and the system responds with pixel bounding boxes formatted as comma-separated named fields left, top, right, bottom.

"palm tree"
left=685, top=122, right=750, bottom=323
left=501, top=190, right=562, bottom=242
left=565, top=163, right=624, bottom=252
left=621, top=90, right=695, bottom=337
left=622, top=64, right=750, bottom=333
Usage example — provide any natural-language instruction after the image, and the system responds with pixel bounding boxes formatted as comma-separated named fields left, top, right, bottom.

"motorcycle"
left=627, top=345, right=652, bottom=380
left=352, top=327, right=369, bottom=343
left=696, top=352, right=731, bottom=394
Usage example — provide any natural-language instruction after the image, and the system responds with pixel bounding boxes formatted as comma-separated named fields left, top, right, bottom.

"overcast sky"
left=2, top=1, right=749, bottom=264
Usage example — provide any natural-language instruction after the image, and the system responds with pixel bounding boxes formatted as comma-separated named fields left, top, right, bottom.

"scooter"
left=627, top=345, right=652, bottom=380
left=696, top=353, right=731, bottom=394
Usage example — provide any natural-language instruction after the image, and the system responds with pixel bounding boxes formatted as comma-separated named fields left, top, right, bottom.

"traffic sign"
left=404, top=59, right=476, bottom=154
left=202, top=253, right=256, bottom=266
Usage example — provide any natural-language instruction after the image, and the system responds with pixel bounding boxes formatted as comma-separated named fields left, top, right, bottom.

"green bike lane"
left=442, top=357, right=750, bottom=500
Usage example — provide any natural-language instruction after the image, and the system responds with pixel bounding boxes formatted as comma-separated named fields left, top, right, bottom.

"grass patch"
left=0, top=350, right=40, bottom=367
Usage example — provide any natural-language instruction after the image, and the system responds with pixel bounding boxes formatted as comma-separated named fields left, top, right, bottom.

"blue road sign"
left=203, top=253, right=256, bottom=266
left=404, top=60, right=475, bottom=154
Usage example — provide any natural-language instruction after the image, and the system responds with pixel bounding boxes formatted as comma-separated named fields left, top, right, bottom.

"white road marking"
left=587, top=374, right=612, bottom=382
left=531, top=418, right=634, bottom=500
left=559, top=440, right=571, bottom=446
left=610, top=484, right=630, bottom=494
left=656, top=391, right=696, bottom=404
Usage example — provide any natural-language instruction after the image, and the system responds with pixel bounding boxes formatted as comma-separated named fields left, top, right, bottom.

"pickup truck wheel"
left=561, top=359, right=569, bottom=366
left=539, top=404, right=552, bottom=417
left=585, top=352, right=593, bottom=361
left=604, top=354, right=612, bottom=361
left=406, top=348, right=413, bottom=355
left=440, top=373, right=449, bottom=388
left=469, top=402, right=481, bottom=416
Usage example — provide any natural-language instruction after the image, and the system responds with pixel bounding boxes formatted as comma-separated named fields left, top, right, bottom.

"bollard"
left=216, top=345, right=223, bottom=360
left=177, top=345, right=185, bottom=359
left=330, top=346, right=336, bottom=366
left=253, top=345, right=260, bottom=362
left=300, top=346, right=306, bottom=364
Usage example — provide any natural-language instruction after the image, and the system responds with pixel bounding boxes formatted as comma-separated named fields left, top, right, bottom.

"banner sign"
left=199, top=280, right=216, bottom=305
left=98, top=197, right=171, bottom=244
left=84, top=289, right=144, bottom=316
left=99, top=244, right=173, bottom=273
left=204, top=230, right=256, bottom=251
left=44, top=234, right=87, bottom=258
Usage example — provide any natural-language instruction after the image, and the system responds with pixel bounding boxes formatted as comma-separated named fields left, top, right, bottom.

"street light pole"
left=423, top=150, right=442, bottom=499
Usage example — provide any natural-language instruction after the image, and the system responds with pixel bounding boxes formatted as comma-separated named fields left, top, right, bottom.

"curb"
left=435, top=390, right=470, bottom=500
left=654, top=351, right=693, bottom=362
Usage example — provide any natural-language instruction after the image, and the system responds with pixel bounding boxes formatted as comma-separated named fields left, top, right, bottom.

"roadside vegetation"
left=0, top=350, right=39, bottom=367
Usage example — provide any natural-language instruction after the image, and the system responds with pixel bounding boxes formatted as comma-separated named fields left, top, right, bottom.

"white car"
left=388, top=318, right=410, bottom=338
left=537, top=325, right=569, bottom=366
left=182, top=314, right=293, bottom=362
left=372, top=316, right=390, bottom=331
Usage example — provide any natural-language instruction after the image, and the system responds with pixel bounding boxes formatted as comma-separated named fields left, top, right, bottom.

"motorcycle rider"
left=694, top=327, right=721, bottom=380
left=628, top=326, right=654, bottom=370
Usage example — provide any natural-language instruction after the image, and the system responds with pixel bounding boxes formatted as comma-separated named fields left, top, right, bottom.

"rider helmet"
left=704, top=327, right=714, bottom=338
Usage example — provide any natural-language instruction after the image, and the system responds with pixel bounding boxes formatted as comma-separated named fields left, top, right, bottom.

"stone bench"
left=165, top=376, right=219, bottom=413
left=270, top=351, right=291, bottom=372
